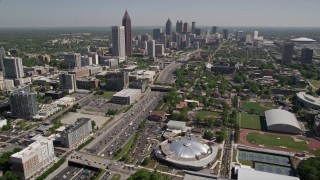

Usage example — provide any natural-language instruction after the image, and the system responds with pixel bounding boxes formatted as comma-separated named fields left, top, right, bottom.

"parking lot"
left=60, top=112, right=108, bottom=128
left=87, top=91, right=164, bottom=159
left=81, top=98, right=123, bottom=113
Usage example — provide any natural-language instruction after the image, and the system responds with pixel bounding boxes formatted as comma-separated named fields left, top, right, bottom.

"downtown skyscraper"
left=112, top=26, right=126, bottom=59
left=166, top=18, right=172, bottom=35
left=122, top=10, right=132, bottom=56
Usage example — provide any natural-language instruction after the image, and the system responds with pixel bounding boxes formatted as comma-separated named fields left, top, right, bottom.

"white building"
left=81, top=56, right=93, bottom=66
left=297, top=92, right=320, bottom=109
left=37, top=104, right=61, bottom=119
left=0, top=79, right=14, bottom=91
left=0, top=119, right=7, bottom=128
left=61, top=118, right=92, bottom=148
left=254, top=31, right=259, bottom=40
left=112, top=26, right=126, bottom=59
left=147, top=40, right=155, bottom=57
left=166, top=120, right=186, bottom=131
left=112, top=88, right=141, bottom=105
left=11, top=136, right=56, bottom=180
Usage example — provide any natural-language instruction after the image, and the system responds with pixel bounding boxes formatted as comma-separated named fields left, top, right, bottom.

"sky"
left=0, top=0, right=320, bottom=28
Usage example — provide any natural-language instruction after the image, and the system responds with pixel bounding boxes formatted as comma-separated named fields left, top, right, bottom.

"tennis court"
left=238, top=150, right=291, bottom=167
left=255, top=162, right=294, bottom=176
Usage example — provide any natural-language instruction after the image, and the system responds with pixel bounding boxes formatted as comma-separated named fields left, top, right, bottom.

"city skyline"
left=0, top=0, right=320, bottom=28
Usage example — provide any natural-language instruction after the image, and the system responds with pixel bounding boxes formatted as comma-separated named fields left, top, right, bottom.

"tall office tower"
left=11, top=136, right=55, bottom=180
left=160, top=34, right=170, bottom=48
left=9, top=86, right=38, bottom=118
left=176, top=20, right=183, bottom=33
left=212, top=26, right=218, bottom=34
left=105, top=72, right=129, bottom=91
left=0, top=47, right=4, bottom=74
left=155, top=44, right=164, bottom=56
left=3, top=57, right=24, bottom=78
left=166, top=18, right=172, bottom=35
left=147, top=40, right=155, bottom=57
left=59, top=73, right=77, bottom=93
left=153, top=28, right=162, bottom=40
left=195, top=28, right=202, bottom=36
left=301, top=48, right=313, bottom=64
left=254, top=31, right=259, bottom=39
left=183, top=22, right=189, bottom=33
left=122, top=10, right=132, bottom=56
left=141, top=33, right=153, bottom=41
left=282, top=43, right=294, bottom=64
left=191, top=22, right=196, bottom=34
left=223, top=29, right=229, bottom=40
left=64, top=53, right=81, bottom=69
left=112, top=26, right=126, bottom=59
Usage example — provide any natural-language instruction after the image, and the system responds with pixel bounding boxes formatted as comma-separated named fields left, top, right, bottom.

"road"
left=209, top=40, right=227, bottom=63
left=220, top=130, right=233, bottom=179
left=156, top=62, right=182, bottom=85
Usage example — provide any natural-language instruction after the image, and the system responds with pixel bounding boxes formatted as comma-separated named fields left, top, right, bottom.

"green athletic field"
left=241, top=101, right=276, bottom=114
left=238, top=113, right=262, bottom=130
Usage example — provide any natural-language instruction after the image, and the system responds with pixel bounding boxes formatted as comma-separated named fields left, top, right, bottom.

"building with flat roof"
left=265, top=109, right=301, bottom=134
left=68, top=67, right=90, bottom=79
left=236, top=168, right=299, bottom=180
left=282, top=43, right=294, bottom=64
left=297, top=92, right=320, bottom=109
left=167, top=120, right=186, bottom=131
left=60, top=118, right=92, bottom=148
left=147, top=40, right=155, bottom=57
left=112, top=26, right=126, bottom=59
left=64, top=53, right=81, bottom=68
left=300, top=48, right=313, bottom=64
left=112, top=88, right=141, bottom=105
left=76, top=78, right=99, bottom=90
left=11, top=136, right=55, bottom=180
left=3, top=57, right=24, bottom=78
left=59, top=73, right=76, bottom=93
left=104, top=71, right=129, bottom=91
left=37, top=104, right=61, bottom=119
left=9, top=86, right=38, bottom=118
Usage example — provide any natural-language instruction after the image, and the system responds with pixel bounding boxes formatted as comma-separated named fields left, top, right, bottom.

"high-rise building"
left=254, top=31, right=259, bottom=40
left=141, top=33, right=153, bottom=41
left=183, top=22, right=189, bottom=33
left=9, top=86, right=38, bottom=118
left=3, top=57, right=24, bottom=78
left=166, top=18, right=172, bottom=35
left=176, top=20, right=183, bottom=33
left=112, top=26, right=126, bottom=59
left=11, top=136, right=55, bottom=180
left=147, top=40, right=155, bottom=57
left=122, top=10, right=132, bottom=56
left=153, top=28, right=162, bottom=40
left=223, top=29, right=229, bottom=40
left=61, top=118, right=92, bottom=148
left=155, top=44, right=164, bottom=56
left=64, top=53, right=81, bottom=69
left=212, top=26, right=217, bottom=34
left=81, top=56, right=93, bottom=66
left=195, top=28, right=202, bottom=36
left=0, top=47, right=5, bottom=75
left=88, top=52, right=99, bottom=65
left=282, top=43, right=294, bottom=64
left=191, top=22, right=196, bottom=34
left=105, top=72, right=129, bottom=91
left=301, top=48, right=313, bottom=64
left=160, top=34, right=170, bottom=48
left=59, top=73, right=77, bottom=93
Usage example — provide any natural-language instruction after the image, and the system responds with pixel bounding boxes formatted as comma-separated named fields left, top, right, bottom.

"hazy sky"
left=0, top=0, right=320, bottom=28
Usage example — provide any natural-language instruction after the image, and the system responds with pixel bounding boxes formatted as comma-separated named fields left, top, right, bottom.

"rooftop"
left=167, top=120, right=186, bottom=128
left=237, top=168, right=299, bottom=180
left=113, top=89, right=141, bottom=98
left=291, top=37, right=316, bottom=42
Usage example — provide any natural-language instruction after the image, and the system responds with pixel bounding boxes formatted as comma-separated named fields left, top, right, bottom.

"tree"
left=297, top=157, right=320, bottom=180
left=91, top=121, right=96, bottom=130
left=203, top=130, right=213, bottom=140
left=141, top=157, right=151, bottom=166
left=3, top=171, right=18, bottom=180
left=127, top=169, right=150, bottom=180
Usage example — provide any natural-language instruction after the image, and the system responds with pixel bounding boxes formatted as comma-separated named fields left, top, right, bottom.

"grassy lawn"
left=308, top=79, right=320, bottom=89
left=241, top=102, right=276, bottom=114
left=111, top=174, right=121, bottom=180
left=114, top=136, right=134, bottom=160
left=246, top=132, right=309, bottom=151
left=196, top=111, right=221, bottom=119
left=94, top=91, right=116, bottom=99
left=238, top=113, right=261, bottom=130
left=239, top=159, right=253, bottom=167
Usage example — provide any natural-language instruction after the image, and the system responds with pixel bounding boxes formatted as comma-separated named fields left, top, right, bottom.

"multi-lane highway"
left=220, top=130, right=233, bottom=179
left=156, top=62, right=182, bottom=85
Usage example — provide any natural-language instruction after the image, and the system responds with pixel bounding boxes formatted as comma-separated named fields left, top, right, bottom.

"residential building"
left=300, top=47, right=313, bottom=64
left=166, top=18, right=172, bottom=35
left=282, top=43, right=294, bottom=64
left=59, top=73, right=76, bottom=93
left=112, top=26, right=126, bottom=59
left=64, top=53, right=81, bottom=69
left=112, top=88, right=141, bottom=105
left=60, top=118, right=92, bottom=148
left=122, top=10, right=132, bottom=56
left=3, top=57, right=24, bottom=78
left=147, top=40, right=155, bottom=57
left=104, top=71, right=129, bottom=91
left=11, top=136, right=55, bottom=180
left=9, top=86, right=38, bottom=118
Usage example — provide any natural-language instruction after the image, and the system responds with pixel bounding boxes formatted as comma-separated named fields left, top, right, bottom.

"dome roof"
left=169, top=139, right=208, bottom=158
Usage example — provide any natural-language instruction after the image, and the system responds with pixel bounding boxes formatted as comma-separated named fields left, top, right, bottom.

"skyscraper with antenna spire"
left=122, top=10, right=132, bottom=56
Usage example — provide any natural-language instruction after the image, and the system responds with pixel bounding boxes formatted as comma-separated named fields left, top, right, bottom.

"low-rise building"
left=148, top=111, right=166, bottom=122
left=45, top=91, right=64, bottom=100
left=11, top=136, right=55, bottom=180
left=0, top=119, right=7, bottom=128
left=37, top=104, right=61, bottom=119
left=166, top=120, right=186, bottom=131
left=68, top=67, right=90, bottom=79
left=129, top=79, right=147, bottom=92
left=0, top=79, right=14, bottom=91
left=76, top=78, right=99, bottom=90
left=112, top=89, right=141, bottom=105
left=84, top=65, right=102, bottom=75
left=60, top=118, right=92, bottom=148
left=297, top=92, right=320, bottom=109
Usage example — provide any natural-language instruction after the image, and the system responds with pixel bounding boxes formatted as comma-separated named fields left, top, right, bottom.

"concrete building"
left=104, top=71, right=129, bottom=91
left=195, top=28, right=202, bottom=36
left=37, top=104, right=61, bottom=119
left=129, top=79, right=147, bottom=92
left=167, top=120, right=186, bottom=131
left=105, top=58, right=119, bottom=68
left=84, top=65, right=102, bottom=75
left=0, top=119, right=7, bottom=129
left=0, top=79, right=14, bottom=91
left=9, top=86, right=38, bottom=118
left=61, top=118, right=92, bottom=148
left=59, top=73, right=76, bottom=93
left=68, top=67, right=90, bottom=79
left=282, top=43, right=294, bottom=64
left=212, top=26, right=217, bottom=34
left=76, top=78, right=99, bottom=90
left=153, top=28, right=162, bottom=40
left=265, top=109, right=301, bottom=134
left=297, top=92, right=320, bottom=109
left=122, top=10, right=132, bottom=56
left=254, top=31, right=259, bottom=40
left=223, top=29, right=229, bottom=40
left=191, top=22, right=196, bottom=34
left=112, top=26, right=126, bottom=59
left=176, top=20, right=183, bottom=33
left=236, top=168, right=299, bottom=180
left=81, top=56, right=93, bottom=66
left=183, top=22, right=189, bottom=33
left=3, top=57, right=24, bottom=78
left=300, top=47, right=313, bottom=64
left=64, top=53, right=81, bottom=68
left=155, top=44, right=164, bottom=57
left=11, top=136, right=55, bottom=180
left=0, top=47, right=5, bottom=75
left=112, top=88, right=141, bottom=105
left=88, top=52, right=99, bottom=65
left=147, top=40, right=155, bottom=57
left=166, top=18, right=172, bottom=35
